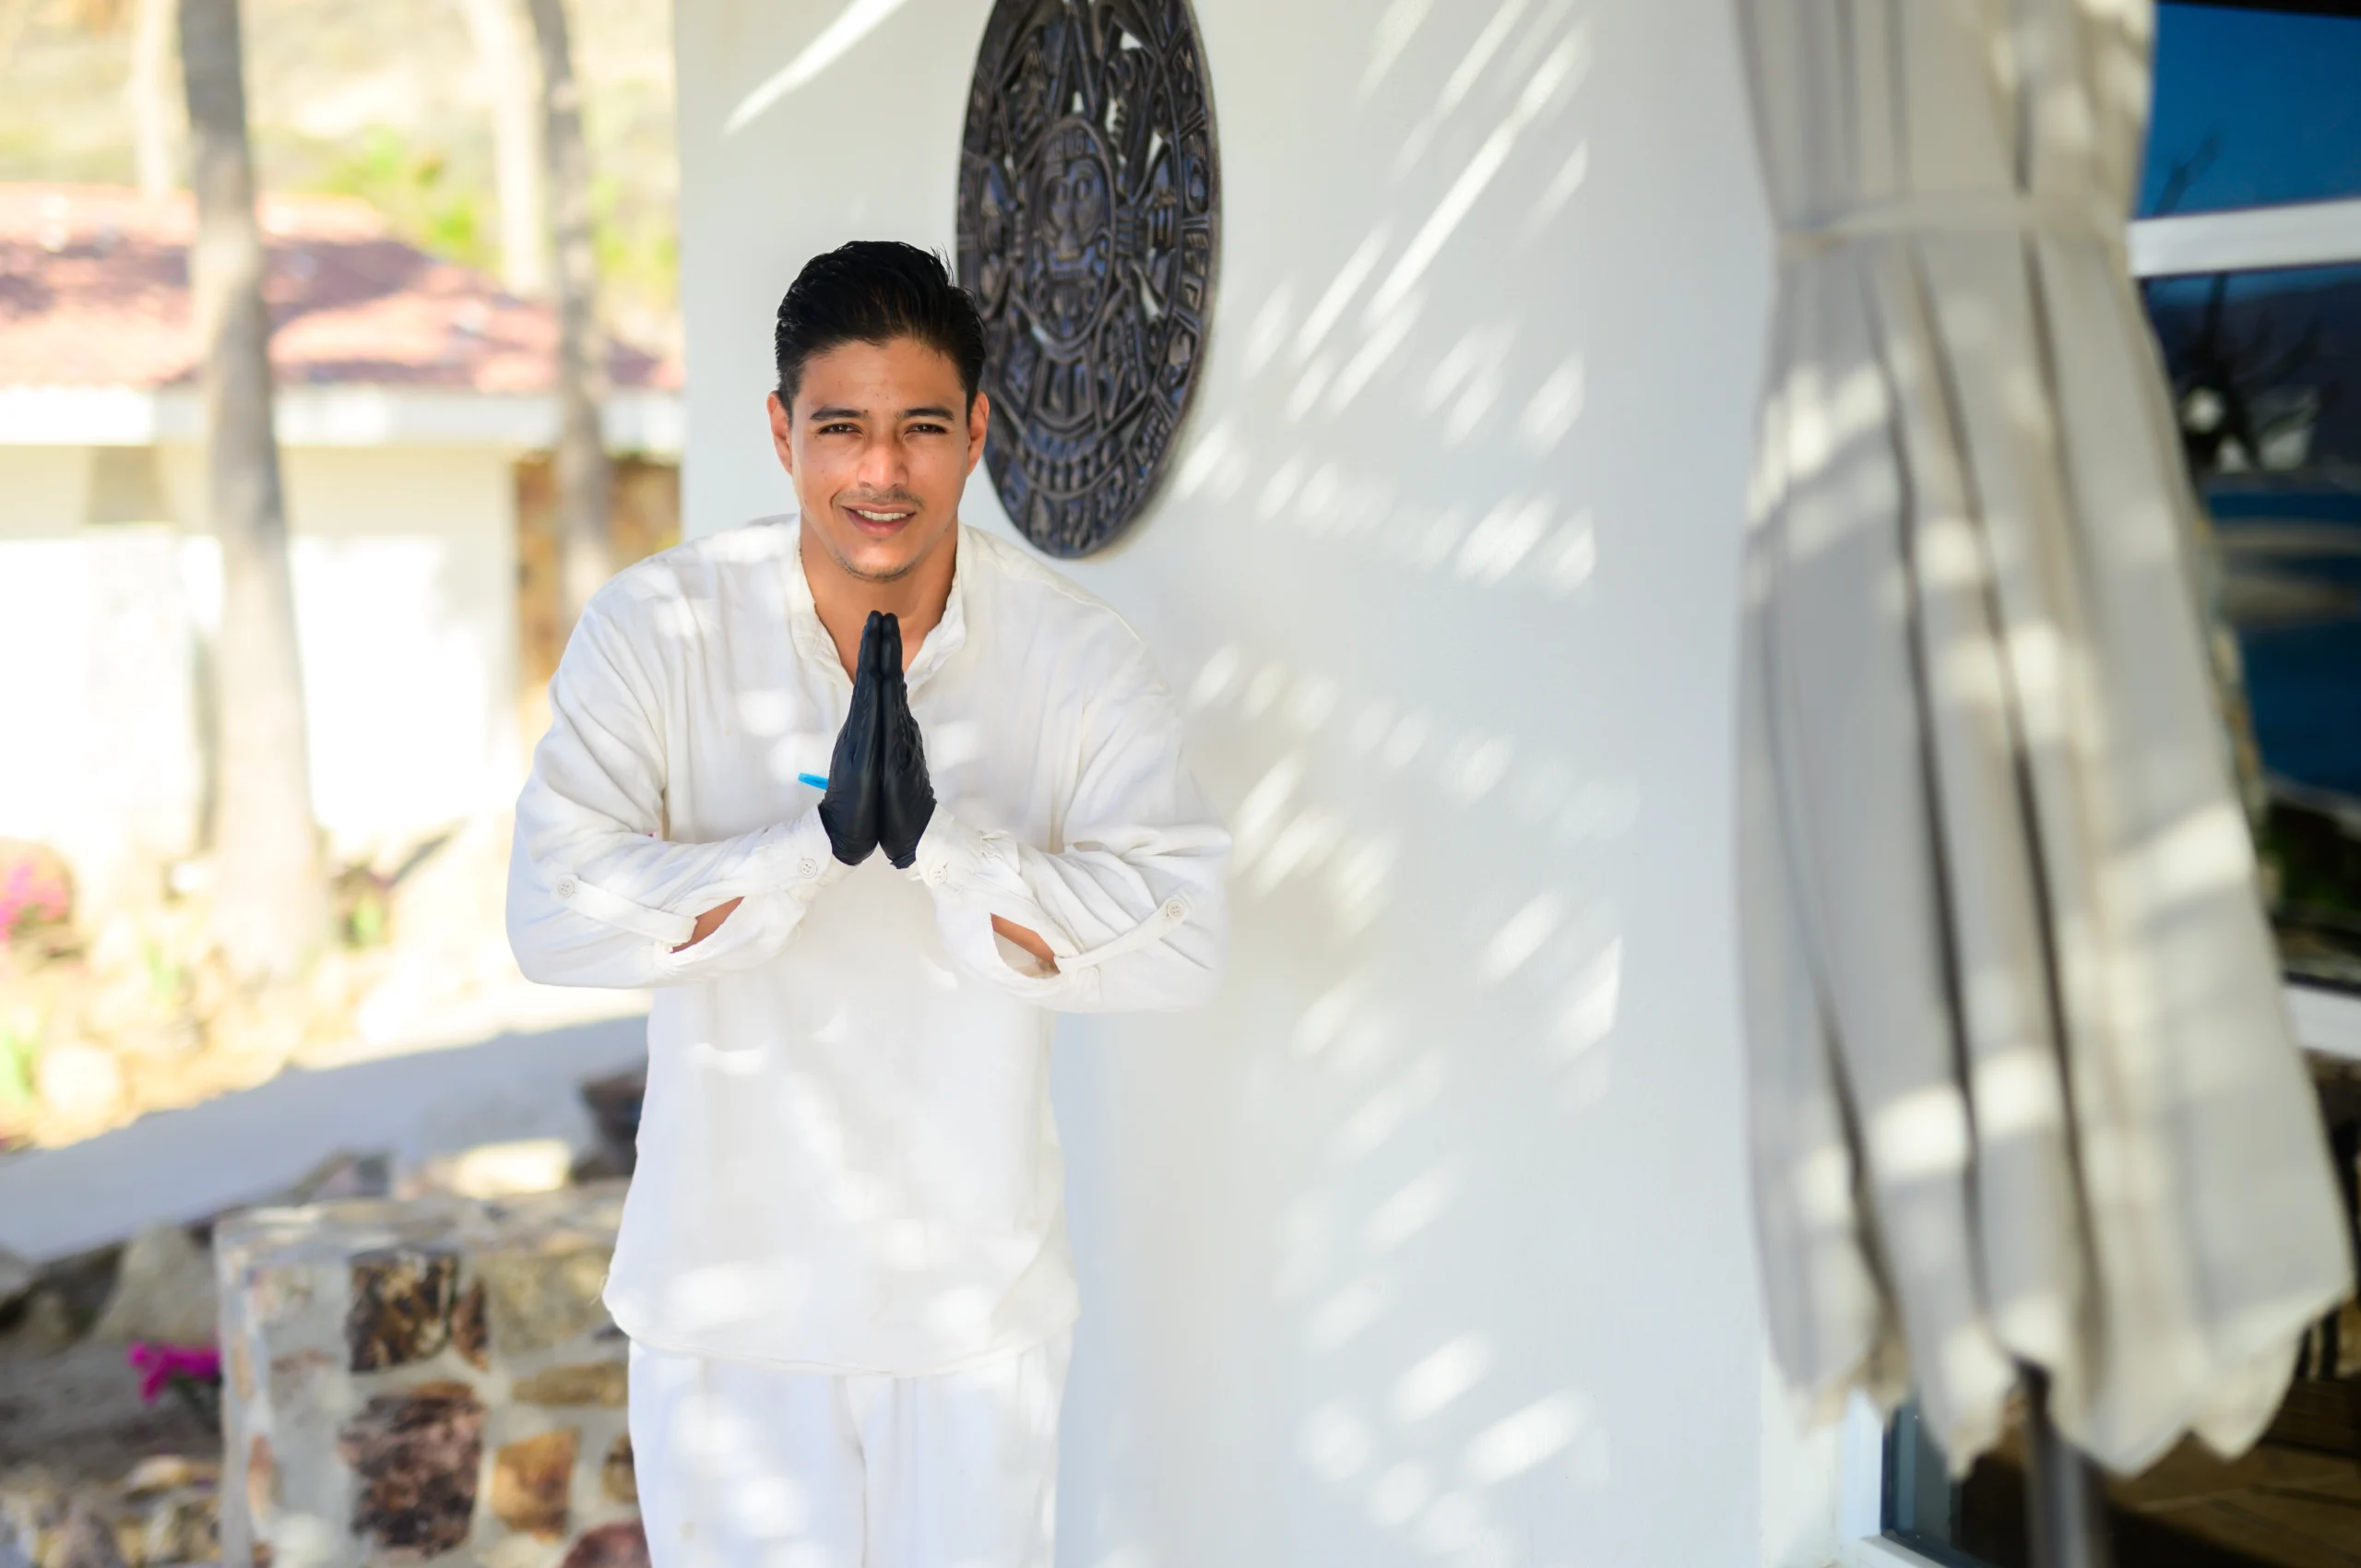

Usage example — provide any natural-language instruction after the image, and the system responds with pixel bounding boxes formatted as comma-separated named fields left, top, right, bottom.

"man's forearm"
left=991, top=915, right=1058, bottom=971
left=674, top=897, right=743, bottom=951
left=679, top=901, right=1049, bottom=974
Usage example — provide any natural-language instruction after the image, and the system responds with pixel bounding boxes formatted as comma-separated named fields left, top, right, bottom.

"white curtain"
left=1736, top=0, right=2353, bottom=1473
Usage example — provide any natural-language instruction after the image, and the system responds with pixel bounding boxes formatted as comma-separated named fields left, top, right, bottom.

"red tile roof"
left=0, top=184, right=679, bottom=393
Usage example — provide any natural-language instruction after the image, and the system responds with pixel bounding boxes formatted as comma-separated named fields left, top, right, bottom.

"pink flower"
left=126, top=1341, right=221, bottom=1405
left=0, top=860, right=67, bottom=936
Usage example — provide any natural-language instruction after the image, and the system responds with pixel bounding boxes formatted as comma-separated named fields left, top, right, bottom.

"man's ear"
left=767, top=391, right=795, bottom=475
left=966, top=391, right=991, bottom=478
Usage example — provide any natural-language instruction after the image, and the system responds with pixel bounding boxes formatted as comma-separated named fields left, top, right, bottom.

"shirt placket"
left=777, top=537, right=969, bottom=697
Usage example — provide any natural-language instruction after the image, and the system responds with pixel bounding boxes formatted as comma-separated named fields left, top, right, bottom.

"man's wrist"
left=770, top=807, right=854, bottom=893
left=673, top=897, right=742, bottom=952
left=903, top=810, right=989, bottom=894
left=991, top=914, right=1058, bottom=971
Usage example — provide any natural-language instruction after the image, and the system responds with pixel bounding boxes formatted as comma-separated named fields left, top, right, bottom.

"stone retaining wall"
left=214, top=1185, right=645, bottom=1567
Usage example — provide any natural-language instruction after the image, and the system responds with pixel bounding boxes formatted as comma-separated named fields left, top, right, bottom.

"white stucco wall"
left=673, top=2, right=1812, bottom=1562
left=0, top=445, right=90, bottom=536
left=0, top=442, right=521, bottom=878
left=275, top=445, right=523, bottom=853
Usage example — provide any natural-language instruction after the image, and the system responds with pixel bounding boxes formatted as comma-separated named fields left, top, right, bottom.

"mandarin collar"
left=781, top=518, right=970, bottom=694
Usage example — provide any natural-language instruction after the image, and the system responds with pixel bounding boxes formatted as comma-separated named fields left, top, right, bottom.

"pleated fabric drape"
left=1735, top=0, right=2353, bottom=1473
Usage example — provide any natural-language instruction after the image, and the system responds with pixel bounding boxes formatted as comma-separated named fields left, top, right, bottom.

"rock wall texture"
left=214, top=1185, right=646, bottom=1568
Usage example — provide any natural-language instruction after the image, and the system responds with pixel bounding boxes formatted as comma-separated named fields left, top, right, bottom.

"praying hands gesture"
left=819, top=611, right=936, bottom=869
left=675, top=612, right=1051, bottom=968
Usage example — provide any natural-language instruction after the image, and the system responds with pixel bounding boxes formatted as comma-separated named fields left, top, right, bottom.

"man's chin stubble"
left=817, top=516, right=954, bottom=586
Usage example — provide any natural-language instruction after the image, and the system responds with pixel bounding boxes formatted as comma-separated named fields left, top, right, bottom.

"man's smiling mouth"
left=842, top=501, right=919, bottom=537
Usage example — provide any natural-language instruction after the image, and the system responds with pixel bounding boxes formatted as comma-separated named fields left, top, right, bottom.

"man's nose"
left=857, top=434, right=908, bottom=491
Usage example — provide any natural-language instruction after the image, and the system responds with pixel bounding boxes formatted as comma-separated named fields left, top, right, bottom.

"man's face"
left=768, top=337, right=990, bottom=585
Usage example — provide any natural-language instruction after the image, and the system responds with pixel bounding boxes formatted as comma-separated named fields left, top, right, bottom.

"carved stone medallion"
left=957, top=0, right=1219, bottom=558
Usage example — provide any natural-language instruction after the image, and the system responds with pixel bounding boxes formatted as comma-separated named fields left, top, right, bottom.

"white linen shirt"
left=506, top=518, right=1229, bottom=1373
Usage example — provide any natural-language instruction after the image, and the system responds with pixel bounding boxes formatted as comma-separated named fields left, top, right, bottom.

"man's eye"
left=820, top=423, right=859, bottom=435
left=908, top=423, right=947, bottom=435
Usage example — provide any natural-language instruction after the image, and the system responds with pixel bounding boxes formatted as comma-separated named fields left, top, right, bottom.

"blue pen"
left=798, top=772, right=829, bottom=790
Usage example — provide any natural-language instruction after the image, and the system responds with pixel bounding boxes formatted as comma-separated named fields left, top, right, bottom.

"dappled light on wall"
left=1080, top=0, right=1667, bottom=1557
left=667, top=0, right=1773, bottom=1556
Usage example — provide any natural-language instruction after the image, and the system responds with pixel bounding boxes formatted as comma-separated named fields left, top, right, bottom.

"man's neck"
left=801, top=522, right=959, bottom=677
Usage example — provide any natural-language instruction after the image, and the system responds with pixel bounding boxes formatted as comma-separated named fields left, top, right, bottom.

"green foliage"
left=0, top=0, right=684, bottom=348
left=0, top=1015, right=35, bottom=1111
left=348, top=887, right=387, bottom=948
left=591, top=170, right=679, bottom=331
left=2262, top=810, right=2361, bottom=921
left=2260, top=800, right=2361, bottom=989
left=141, top=934, right=185, bottom=1008
left=293, top=127, right=676, bottom=341
left=315, top=125, right=496, bottom=275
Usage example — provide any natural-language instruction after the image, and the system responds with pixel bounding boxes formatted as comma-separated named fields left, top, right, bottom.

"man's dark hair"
left=773, top=241, right=989, bottom=411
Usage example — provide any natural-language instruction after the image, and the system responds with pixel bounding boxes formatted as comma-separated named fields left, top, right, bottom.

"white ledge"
left=2290, top=981, right=2361, bottom=1063
left=1839, top=1538, right=1950, bottom=1568
left=2131, top=198, right=2361, bottom=279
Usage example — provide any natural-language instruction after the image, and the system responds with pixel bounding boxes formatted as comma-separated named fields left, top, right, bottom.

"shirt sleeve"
left=506, top=593, right=848, bottom=989
left=906, top=644, right=1229, bottom=1012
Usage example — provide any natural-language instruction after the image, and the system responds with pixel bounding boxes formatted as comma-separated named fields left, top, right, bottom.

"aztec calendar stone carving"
left=957, top=0, right=1220, bottom=558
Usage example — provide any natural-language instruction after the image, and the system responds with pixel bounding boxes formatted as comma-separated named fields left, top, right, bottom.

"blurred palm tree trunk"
left=456, top=0, right=545, bottom=296
left=129, top=0, right=175, bottom=196
left=526, top=0, right=611, bottom=628
left=0, top=0, right=39, bottom=80
left=180, top=0, right=326, bottom=979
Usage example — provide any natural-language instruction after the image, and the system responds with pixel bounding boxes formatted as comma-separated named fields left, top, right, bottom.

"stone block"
left=575, top=1071, right=644, bottom=1182
left=478, top=1246, right=611, bottom=1355
left=0, top=1461, right=222, bottom=1568
left=452, top=1279, right=490, bottom=1372
left=512, top=1363, right=625, bottom=1408
left=90, top=1223, right=217, bottom=1345
left=336, top=1382, right=485, bottom=1556
left=0, top=1246, right=34, bottom=1313
left=245, top=1436, right=276, bottom=1532
left=598, top=1436, right=635, bottom=1507
left=346, top=1250, right=458, bottom=1371
left=559, top=1520, right=648, bottom=1568
left=53, top=1500, right=125, bottom=1568
left=490, top=1430, right=576, bottom=1538
left=216, top=1184, right=637, bottom=1567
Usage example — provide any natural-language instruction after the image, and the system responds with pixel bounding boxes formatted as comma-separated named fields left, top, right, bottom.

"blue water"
left=2208, top=488, right=2361, bottom=799
left=2143, top=4, right=2361, bottom=217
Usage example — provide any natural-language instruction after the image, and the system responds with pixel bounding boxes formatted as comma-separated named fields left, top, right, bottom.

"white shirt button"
left=928, top=864, right=948, bottom=886
left=1164, top=897, right=1188, bottom=921
left=798, top=857, right=819, bottom=879
left=555, top=876, right=578, bottom=900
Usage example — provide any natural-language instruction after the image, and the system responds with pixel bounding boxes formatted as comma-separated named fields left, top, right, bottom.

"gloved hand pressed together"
left=817, top=610, right=888, bottom=864
left=817, top=610, right=936, bottom=869
left=875, top=612, right=936, bottom=869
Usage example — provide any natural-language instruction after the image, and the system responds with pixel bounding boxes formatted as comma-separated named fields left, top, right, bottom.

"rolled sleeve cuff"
left=907, top=814, right=1199, bottom=974
left=647, top=813, right=852, bottom=978
left=758, top=807, right=856, bottom=897
left=550, top=808, right=849, bottom=952
left=548, top=871, right=698, bottom=949
left=909, top=813, right=1014, bottom=897
left=907, top=813, right=1080, bottom=995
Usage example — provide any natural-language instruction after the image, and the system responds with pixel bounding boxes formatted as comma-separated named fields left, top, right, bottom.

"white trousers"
left=626, top=1333, right=1072, bottom=1568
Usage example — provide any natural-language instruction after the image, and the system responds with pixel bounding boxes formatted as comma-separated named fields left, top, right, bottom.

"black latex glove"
left=817, top=611, right=887, bottom=864
left=875, top=613, right=936, bottom=870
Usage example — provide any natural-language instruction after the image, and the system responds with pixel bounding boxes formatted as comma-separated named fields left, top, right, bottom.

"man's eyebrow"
left=803, top=405, right=959, bottom=422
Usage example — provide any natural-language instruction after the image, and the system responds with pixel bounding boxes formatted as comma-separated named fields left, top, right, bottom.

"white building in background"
left=0, top=184, right=682, bottom=897
left=667, top=2, right=1852, bottom=1565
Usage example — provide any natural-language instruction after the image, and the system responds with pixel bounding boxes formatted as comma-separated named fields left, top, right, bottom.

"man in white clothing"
left=506, top=242, right=1229, bottom=1566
